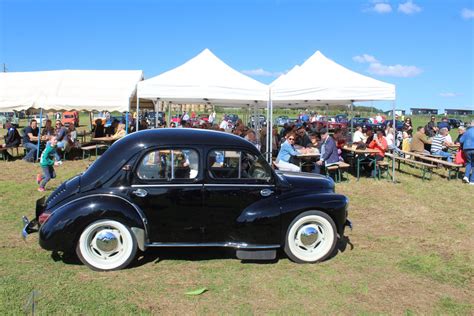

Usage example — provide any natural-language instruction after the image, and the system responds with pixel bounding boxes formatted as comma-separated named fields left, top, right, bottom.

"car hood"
left=276, top=171, right=335, bottom=193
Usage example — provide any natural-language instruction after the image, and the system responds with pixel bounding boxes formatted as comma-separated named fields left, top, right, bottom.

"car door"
left=203, top=148, right=281, bottom=246
left=129, top=147, right=205, bottom=243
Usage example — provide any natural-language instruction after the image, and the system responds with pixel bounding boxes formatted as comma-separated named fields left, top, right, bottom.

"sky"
left=0, top=0, right=473, bottom=112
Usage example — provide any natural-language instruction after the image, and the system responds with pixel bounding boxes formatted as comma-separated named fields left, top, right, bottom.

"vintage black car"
left=23, top=129, right=351, bottom=271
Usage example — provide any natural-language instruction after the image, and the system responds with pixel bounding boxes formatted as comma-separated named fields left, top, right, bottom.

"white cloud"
left=353, top=54, right=379, bottom=63
left=461, top=8, right=474, bottom=20
left=372, top=1, right=392, bottom=13
left=398, top=1, right=422, bottom=15
left=241, top=68, right=283, bottom=77
left=439, top=92, right=461, bottom=97
left=353, top=53, right=422, bottom=77
left=368, top=63, right=423, bottom=77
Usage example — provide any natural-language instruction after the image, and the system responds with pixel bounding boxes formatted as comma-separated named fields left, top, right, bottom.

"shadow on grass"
left=50, top=236, right=354, bottom=269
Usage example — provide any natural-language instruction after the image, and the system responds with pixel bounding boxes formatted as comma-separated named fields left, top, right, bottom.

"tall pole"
left=268, top=88, right=273, bottom=163
left=36, top=108, right=43, bottom=161
left=136, top=93, right=140, bottom=131
left=350, top=101, right=354, bottom=143
left=392, top=100, right=396, bottom=183
left=168, top=101, right=172, bottom=127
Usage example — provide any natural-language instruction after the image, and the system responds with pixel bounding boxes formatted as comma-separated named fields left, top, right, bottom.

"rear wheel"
left=76, top=219, right=137, bottom=271
left=284, top=211, right=337, bottom=263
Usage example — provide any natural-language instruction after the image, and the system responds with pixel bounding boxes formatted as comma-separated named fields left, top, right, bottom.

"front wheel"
left=76, top=219, right=137, bottom=271
left=284, top=211, right=337, bottom=263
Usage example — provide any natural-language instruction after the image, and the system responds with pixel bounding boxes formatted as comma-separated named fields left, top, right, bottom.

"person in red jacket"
left=368, top=129, right=388, bottom=177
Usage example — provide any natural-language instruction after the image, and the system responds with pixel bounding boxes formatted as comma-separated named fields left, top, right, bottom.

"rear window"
left=137, top=149, right=199, bottom=180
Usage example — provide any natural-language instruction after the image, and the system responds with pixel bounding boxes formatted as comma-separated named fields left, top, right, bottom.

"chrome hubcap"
left=95, top=230, right=119, bottom=252
left=299, top=226, right=319, bottom=247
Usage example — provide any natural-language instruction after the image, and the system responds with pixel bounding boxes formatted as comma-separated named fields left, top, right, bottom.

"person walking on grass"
left=460, top=121, right=474, bottom=185
left=37, top=136, right=60, bottom=192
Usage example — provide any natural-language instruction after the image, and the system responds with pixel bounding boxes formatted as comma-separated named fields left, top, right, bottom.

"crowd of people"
left=2, top=112, right=474, bottom=189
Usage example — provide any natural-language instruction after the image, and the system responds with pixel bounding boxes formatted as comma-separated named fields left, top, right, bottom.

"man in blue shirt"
left=460, top=121, right=474, bottom=184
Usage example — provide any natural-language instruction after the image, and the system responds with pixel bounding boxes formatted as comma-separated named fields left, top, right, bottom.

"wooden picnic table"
left=400, top=150, right=463, bottom=180
left=92, top=136, right=116, bottom=145
left=296, top=152, right=321, bottom=170
left=342, top=145, right=381, bottom=180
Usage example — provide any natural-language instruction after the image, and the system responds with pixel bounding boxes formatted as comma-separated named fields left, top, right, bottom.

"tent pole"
left=350, top=101, right=354, bottom=142
left=268, top=88, right=273, bottom=163
left=125, top=111, right=129, bottom=134
left=36, top=108, right=43, bottom=162
left=392, top=100, right=396, bottom=183
left=136, top=94, right=140, bottom=131
left=168, top=102, right=172, bottom=127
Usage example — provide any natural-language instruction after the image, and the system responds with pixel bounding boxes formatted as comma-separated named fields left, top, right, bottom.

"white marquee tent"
left=0, top=70, right=144, bottom=112
left=271, top=51, right=395, bottom=104
left=137, top=48, right=269, bottom=106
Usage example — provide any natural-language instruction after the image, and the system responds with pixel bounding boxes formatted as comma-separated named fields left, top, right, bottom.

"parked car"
left=382, top=120, right=404, bottom=131
left=249, top=114, right=267, bottom=127
left=31, top=114, right=50, bottom=127
left=22, top=129, right=351, bottom=271
left=0, top=112, right=20, bottom=128
left=314, top=116, right=347, bottom=131
left=226, top=114, right=239, bottom=124
left=348, top=117, right=382, bottom=130
left=62, top=111, right=79, bottom=127
left=447, top=118, right=463, bottom=129
left=275, top=115, right=291, bottom=126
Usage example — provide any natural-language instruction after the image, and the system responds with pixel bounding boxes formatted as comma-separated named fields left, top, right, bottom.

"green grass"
left=0, top=132, right=473, bottom=314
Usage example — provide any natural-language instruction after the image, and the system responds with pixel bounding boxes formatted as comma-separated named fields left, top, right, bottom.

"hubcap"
left=95, top=230, right=119, bottom=252
left=299, top=225, right=319, bottom=247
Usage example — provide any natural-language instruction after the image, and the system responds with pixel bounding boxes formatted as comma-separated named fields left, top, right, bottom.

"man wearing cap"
left=314, top=129, right=339, bottom=174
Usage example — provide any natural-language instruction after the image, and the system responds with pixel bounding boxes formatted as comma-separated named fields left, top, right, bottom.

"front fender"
left=39, top=195, right=148, bottom=252
left=279, top=193, right=349, bottom=241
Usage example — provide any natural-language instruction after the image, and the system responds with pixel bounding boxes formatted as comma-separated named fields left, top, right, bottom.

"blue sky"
left=1, top=0, right=473, bottom=112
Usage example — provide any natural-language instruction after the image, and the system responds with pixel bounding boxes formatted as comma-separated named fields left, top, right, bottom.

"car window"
left=137, top=149, right=199, bottom=180
left=208, top=150, right=272, bottom=180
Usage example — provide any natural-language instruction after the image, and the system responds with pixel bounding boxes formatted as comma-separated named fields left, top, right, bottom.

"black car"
left=249, top=114, right=267, bottom=127
left=22, top=129, right=351, bottom=271
left=348, top=117, right=382, bottom=130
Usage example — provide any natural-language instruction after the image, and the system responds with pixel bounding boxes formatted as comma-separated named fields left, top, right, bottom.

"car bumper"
left=21, top=216, right=38, bottom=240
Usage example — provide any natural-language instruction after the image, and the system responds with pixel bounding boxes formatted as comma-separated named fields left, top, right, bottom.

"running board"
left=145, top=242, right=279, bottom=249
left=236, top=249, right=277, bottom=260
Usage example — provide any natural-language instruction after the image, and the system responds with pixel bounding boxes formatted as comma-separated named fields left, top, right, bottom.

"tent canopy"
left=0, top=70, right=144, bottom=112
left=137, top=49, right=268, bottom=106
left=271, top=51, right=396, bottom=105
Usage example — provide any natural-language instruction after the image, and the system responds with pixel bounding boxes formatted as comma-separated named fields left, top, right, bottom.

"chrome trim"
left=145, top=242, right=280, bottom=249
left=95, top=231, right=118, bottom=252
left=50, top=194, right=149, bottom=241
left=22, top=216, right=30, bottom=240
left=260, top=188, right=274, bottom=197
left=203, top=184, right=275, bottom=188
left=131, top=184, right=203, bottom=188
left=132, top=188, right=148, bottom=197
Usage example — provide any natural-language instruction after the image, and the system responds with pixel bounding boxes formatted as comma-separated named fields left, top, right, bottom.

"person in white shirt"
left=375, top=113, right=383, bottom=123
left=352, top=126, right=365, bottom=144
left=181, top=111, right=190, bottom=122
left=219, top=118, right=228, bottom=130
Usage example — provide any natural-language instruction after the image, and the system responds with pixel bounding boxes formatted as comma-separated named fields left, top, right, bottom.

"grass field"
left=1, top=152, right=473, bottom=314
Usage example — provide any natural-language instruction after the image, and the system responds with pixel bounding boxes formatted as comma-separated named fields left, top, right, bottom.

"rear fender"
left=279, top=193, right=349, bottom=242
left=39, top=194, right=148, bottom=252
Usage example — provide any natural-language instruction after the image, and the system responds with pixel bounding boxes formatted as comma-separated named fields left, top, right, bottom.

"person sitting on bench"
left=314, top=129, right=339, bottom=175
left=1, top=120, right=21, bottom=160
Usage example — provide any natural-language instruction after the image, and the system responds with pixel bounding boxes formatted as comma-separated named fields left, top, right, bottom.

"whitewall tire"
left=76, top=219, right=137, bottom=271
left=284, top=211, right=337, bottom=263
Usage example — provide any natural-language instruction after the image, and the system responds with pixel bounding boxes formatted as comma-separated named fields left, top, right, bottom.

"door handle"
left=132, top=188, right=148, bottom=197
left=260, top=188, right=274, bottom=197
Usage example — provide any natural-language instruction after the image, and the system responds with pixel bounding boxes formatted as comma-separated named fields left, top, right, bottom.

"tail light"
left=38, top=212, right=52, bottom=225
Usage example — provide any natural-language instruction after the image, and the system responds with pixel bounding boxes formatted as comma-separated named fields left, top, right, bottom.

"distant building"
left=385, top=109, right=406, bottom=117
left=410, top=108, right=438, bottom=115
left=444, top=109, right=473, bottom=115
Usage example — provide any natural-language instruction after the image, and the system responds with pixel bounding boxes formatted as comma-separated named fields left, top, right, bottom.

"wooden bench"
left=82, top=144, right=107, bottom=160
left=325, top=162, right=350, bottom=183
left=0, top=146, right=22, bottom=161
left=376, top=160, right=390, bottom=179
left=385, top=153, right=437, bottom=181
left=400, top=150, right=462, bottom=180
